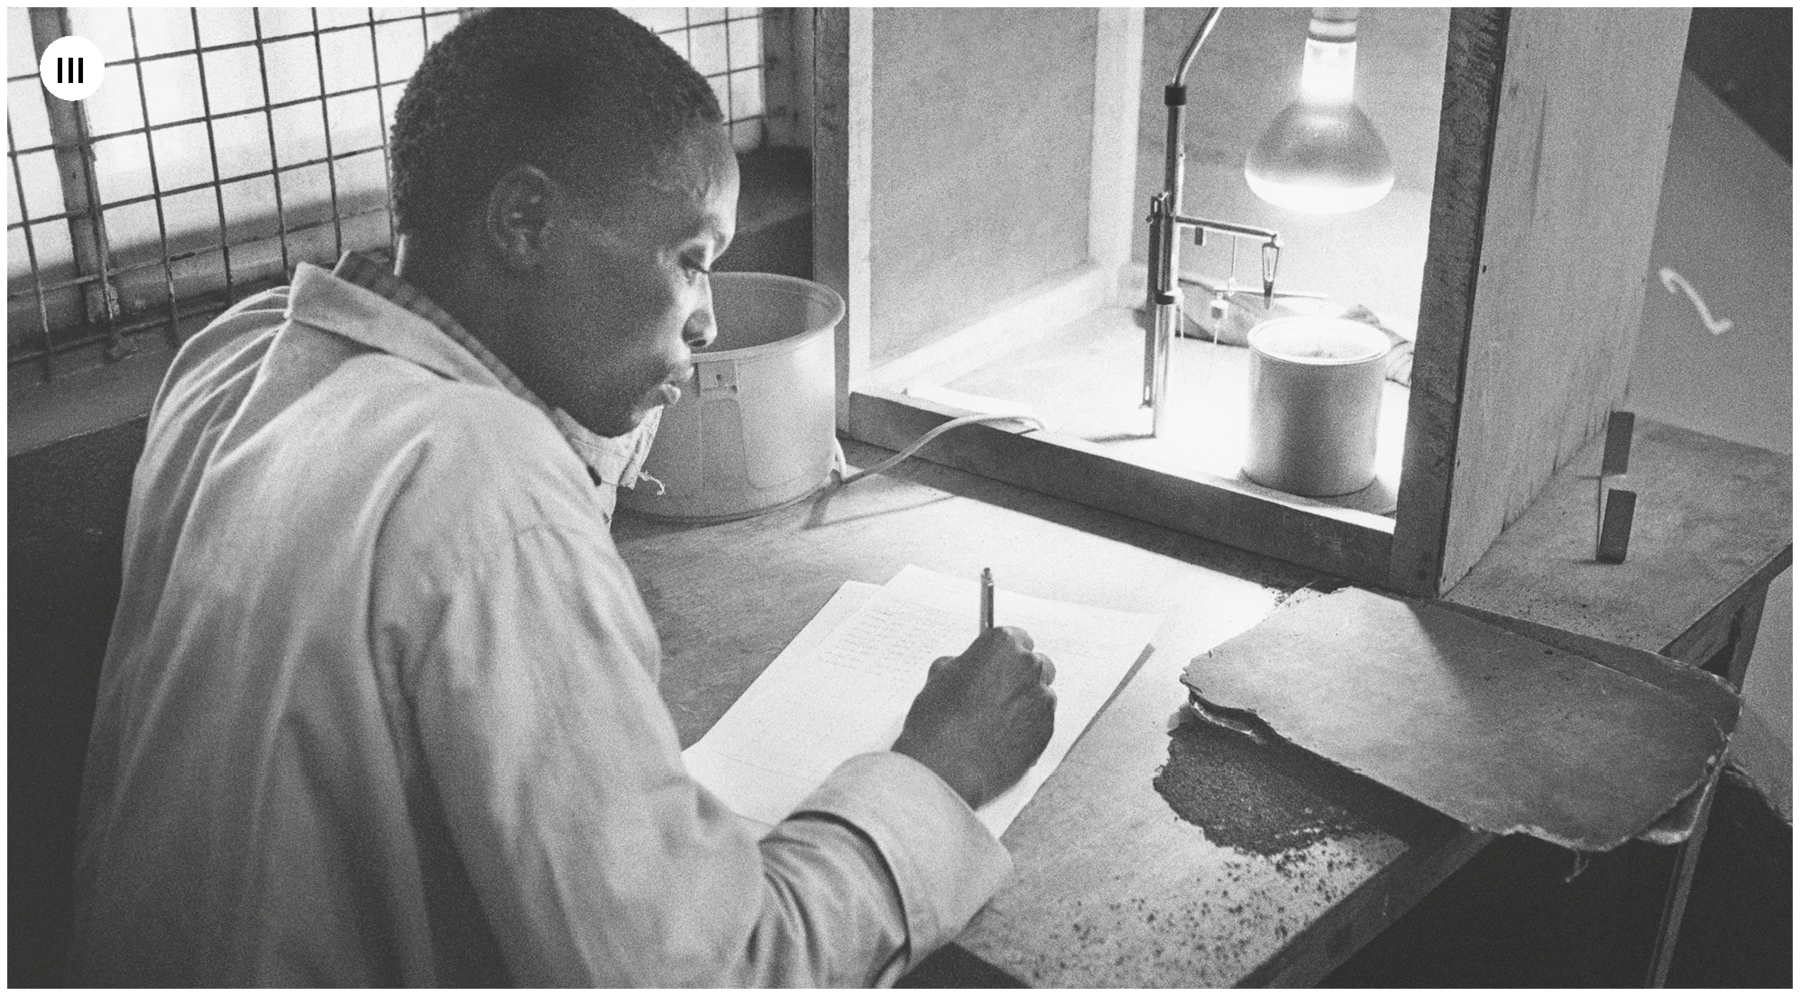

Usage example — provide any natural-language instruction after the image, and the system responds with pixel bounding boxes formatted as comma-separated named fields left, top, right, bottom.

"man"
left=69, top=9, right=1055, bottom=986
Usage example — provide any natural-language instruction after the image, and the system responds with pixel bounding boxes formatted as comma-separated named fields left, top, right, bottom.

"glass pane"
left=727, top=15, right=762, bottom=69
left=81, top=63, right=145, bottom=138
left=373, top=19, right=426, bottom=85
left=197, top=7, right=259, bottom=47
left=10, top=226, right=37, bottom=281
left=688, top=23, right=728, bottom=76
left=424, top=13, right=457, bottom=44
left=150, top=122, right=216, bottom=192
left=159, top=187, right=221, bottom=253
left=727, top=68, right=763, bottom=124
left=326, top=89, right=383, bottom=154
left=261, top=36, right=322, bottom=104
left=270, top=100, right=327, bottom=166
left=316, top=9, right=371, bottom=30
left=277, top=162, right=333, bottom=230
left=93, top=133, right=157, bottom=205
left=256, top=7, right=318, bottom=40
left=14, top=151, right=64, bottom=220
left=339, top=204, right=389, bottom=254
left=140, top=55, right=205, bottom=126
left=29, top=221, right=76, bottom=276
left=103, top=198, right=166, bottom=265
left=319, top=26, right=377, bottom=93
left=68, top=7, right=135, bottom=64
left=8, top=7, right=39, bottom=80
left=227, top=234, right=284, bottom=287
left=200, top=44, right=267, bottom=116
left=220, top=175, right=280, bottom=240
left=331, top=149, right=387, bottom=214
left=6, top=161, right=20, bottom=228
left=210, top=111, right=274, bottom=180
left=169, top=246, right=225, bottom=301
left=130, top=7, right=200, bottom=57
left=8, top=79, right=54, bottom=150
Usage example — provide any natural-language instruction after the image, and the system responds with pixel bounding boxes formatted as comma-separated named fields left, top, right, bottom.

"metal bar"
left=126, top=8, right=181, bottom=348
left=364, top=7, right=397, bottom=252
left=89, top=146, right=387, bottom=209
left=74, top=81, right=405, bottom=146
left=63, top=14, right=437, bottom=71
left=251, top=8, right=291, bottom=276
left=189, top=8, right=236, bottom=303
left=8, top=203, right=395, bottom=302
left=8, top=118, right=56, bottom=380
left=29, top=6, right=122, bottom=360
left=311, top=10, right=343, bottom=259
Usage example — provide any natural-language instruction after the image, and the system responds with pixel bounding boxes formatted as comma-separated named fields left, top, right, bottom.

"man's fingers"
left=1033, top=652, right=1056, bottom=686
left=993, top=625, right=1034, bottom=653
left=928, top=655, right=956, bottom=678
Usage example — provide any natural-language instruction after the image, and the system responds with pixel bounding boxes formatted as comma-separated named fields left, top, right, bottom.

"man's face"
left=517, top=125, right=739, bottom=438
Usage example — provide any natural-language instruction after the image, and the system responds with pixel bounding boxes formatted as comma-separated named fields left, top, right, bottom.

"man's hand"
left=891, top=626, right=1056, bottom=810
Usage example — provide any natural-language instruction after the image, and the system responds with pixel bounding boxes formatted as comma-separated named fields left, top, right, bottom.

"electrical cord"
left=834, top=413, right=1047, bottom=487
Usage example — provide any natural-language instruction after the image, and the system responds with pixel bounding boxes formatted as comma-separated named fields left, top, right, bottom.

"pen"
left=980, top=567, right=994, bottom=634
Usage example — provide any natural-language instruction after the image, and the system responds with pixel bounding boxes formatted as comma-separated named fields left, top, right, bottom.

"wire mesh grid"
left=7, top=6, right=770, bottom=383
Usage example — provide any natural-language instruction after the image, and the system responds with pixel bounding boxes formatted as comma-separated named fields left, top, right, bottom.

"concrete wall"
left=869, top=8, right=1096, bottom=366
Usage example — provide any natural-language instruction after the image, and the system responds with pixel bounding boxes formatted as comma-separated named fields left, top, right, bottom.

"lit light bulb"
left=1299, top=12, right=1357, bottom=103
left=1245, top=7, right=1394, bottom=214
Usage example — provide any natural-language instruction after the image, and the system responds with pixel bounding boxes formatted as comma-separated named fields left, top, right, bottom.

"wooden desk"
left=612, top=424, right=1788, bottom=987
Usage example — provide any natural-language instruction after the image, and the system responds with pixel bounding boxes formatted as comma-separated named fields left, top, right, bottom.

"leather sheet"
left=1182, top=588, right=1740, bottom=852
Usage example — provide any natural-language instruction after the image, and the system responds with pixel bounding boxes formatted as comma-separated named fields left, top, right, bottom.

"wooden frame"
left=813, top=8, right=1691, bottom=595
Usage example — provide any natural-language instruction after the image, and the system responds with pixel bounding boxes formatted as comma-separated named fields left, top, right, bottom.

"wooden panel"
left=867, top=9, right=1095, bottom=366
left=850, top=387, right=1394, bottom=585
left=810, top=9, right=870, bottom=429
left=1427, top=8, right=1691, bottom=591
left=1391, top=8, right=1511, bottom=597
left=1445, top=417, right=1792, bottom=658
left=1088, top=8, right=1143, bottom=303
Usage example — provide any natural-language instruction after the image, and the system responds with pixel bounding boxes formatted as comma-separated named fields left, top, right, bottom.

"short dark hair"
left=389, top=8, right=724, bottom=243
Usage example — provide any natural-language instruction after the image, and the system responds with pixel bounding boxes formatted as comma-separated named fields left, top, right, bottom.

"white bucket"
left=1244, top=317, right=1392, bottom=498
left=619, top=272, right=844, bottom=521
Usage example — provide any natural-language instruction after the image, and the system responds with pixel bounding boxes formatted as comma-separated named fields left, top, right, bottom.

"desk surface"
left=614, top=441, right=1477, bottom=986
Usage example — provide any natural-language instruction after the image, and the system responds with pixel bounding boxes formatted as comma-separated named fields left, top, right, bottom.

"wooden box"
left=811, top=8, right=1690, bottom=595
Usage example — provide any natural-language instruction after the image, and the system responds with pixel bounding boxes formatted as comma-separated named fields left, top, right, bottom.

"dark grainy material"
left=1154, top=713, right=1379, bottom=857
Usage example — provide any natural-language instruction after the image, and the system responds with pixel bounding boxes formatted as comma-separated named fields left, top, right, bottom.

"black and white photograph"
left=8, top=5, right=1792, bottom=987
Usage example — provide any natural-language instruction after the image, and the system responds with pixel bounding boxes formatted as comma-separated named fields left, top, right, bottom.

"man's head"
left=390, top=9, right=739, bottom=436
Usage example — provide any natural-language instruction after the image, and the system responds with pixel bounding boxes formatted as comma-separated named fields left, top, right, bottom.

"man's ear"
left=483, top=165, right=557, bottom=271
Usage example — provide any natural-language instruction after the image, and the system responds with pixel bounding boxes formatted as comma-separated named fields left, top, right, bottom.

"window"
left=7, top=6, right=782, bottom=389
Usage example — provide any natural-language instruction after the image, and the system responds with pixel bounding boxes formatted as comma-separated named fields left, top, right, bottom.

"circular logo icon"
left=39, top=36, right=105, bottom=102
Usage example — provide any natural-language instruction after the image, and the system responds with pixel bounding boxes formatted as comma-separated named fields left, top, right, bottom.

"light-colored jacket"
left=68, top=262, right=1009, bottom=986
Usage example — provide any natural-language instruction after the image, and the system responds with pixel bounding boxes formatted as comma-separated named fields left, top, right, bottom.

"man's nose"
left=684, top=285, right=718, bottom=349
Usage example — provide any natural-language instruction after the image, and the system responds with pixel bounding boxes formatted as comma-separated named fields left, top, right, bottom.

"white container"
left=620, top=273, right=845, bottom=521
left=1245, top=317, right=1392, bottom=498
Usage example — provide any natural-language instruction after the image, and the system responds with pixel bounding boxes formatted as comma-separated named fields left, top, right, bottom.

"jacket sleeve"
left=392, top=520, right=1011, bottom=986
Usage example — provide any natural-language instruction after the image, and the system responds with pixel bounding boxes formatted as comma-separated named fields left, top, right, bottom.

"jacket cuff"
left=792, top=751, right=1012, bottom=960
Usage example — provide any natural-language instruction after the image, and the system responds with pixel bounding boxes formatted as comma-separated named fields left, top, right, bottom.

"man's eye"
left=682, top=257, right=713, bottom=278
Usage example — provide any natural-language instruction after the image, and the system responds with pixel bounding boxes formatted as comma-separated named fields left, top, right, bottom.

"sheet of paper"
left=683, top=565, right=1162, bottom=837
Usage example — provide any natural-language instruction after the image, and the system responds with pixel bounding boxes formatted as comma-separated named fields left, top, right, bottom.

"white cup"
left=1245, top=317, right=1392, bottom=497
